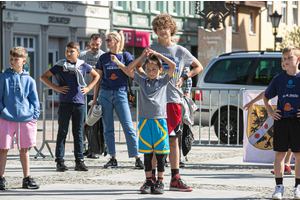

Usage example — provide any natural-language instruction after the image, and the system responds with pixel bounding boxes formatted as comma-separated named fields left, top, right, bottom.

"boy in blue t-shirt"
left=263, top=45, right=300, bottom=199
left=40, top=42, right=99, bottom=172
left=111, top=48, right=175, bottom=194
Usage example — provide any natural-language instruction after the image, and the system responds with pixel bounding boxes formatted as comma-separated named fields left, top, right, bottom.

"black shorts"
left=273, top=116, right=300, bottom=152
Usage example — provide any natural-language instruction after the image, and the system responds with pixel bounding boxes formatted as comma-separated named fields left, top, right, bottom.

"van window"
left=251, top=58, right=283, bottom=85
left=204, top=58, right=255, bottom=84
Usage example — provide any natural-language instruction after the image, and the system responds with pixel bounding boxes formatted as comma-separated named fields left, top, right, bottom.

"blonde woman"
left=91, top=31, right=144, bottom=169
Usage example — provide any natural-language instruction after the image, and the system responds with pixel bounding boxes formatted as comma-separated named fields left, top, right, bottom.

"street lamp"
left=269, top=10, right=282, bottom=51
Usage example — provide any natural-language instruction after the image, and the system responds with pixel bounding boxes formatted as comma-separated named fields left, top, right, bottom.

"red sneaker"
left=271, top=165, right=292, bottom=175
left=169, top=174, right=193, bottom=192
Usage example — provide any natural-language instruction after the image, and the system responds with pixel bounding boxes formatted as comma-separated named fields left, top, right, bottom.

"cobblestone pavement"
left=3, top=142, right=296, bottom=200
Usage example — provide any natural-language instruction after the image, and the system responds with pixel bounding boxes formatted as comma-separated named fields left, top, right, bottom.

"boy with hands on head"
left=112, top=47, right=175, bottom=194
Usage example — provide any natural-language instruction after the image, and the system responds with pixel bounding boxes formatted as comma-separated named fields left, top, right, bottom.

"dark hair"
left=145, top=55, right=162, bottom=69
left=90, top=33, right=101, bottom=40
left=66, top=41, right=80, bottom=51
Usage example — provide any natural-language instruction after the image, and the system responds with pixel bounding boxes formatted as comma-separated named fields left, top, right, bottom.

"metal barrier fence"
left=35, top=87, right=244, bottom=158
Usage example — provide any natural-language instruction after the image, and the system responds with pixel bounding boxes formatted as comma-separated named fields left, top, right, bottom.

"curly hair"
left=152, top=13, right=178, bottom=36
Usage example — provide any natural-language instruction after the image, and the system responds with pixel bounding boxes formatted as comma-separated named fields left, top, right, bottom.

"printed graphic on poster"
left=242, top=90, right=292, bottom=163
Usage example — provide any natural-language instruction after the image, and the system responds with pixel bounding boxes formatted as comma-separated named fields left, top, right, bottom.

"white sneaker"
left=294, top=184, right=300, bottom=199
left=272, top=184, right=284, bottom=199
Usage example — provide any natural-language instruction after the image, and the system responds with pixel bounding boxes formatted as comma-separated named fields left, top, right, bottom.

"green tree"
left=279, top=27, right=300, bottom=49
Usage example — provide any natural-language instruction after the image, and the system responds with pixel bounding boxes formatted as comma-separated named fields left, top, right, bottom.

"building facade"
left=112, top=1, right=204, bottom=85
left=261, top=1, right=300, bottom=51
left=2, top=1, right=110, bottom=100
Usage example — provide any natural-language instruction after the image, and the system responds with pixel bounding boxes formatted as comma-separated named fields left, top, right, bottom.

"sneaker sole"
left=56, top=169, right=68, bottom=172
left=141, top=190, right=151, bottom=194
left=153, top=190, right=164, bottom=194
left=271, top=171, right=292, bottom=175
left=135, top=166, right=144, bottom=169
left=22, top=185, right=39, bottom=189
left=104, top=166, right=118, bottom=168
left=169, top=187, right=193, bottom=192
left=74, top=168, right=89, bottom=171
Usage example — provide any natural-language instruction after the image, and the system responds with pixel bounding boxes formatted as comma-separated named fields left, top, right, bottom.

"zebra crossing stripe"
left=248, top=116, right=274, bottom=146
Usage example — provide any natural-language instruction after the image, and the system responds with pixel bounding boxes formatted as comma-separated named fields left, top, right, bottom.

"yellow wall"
left=260, top=1, right=300, bottom=51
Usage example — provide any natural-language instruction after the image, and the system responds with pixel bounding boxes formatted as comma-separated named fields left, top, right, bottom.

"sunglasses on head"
left=105, top=38, right=113, bottom=42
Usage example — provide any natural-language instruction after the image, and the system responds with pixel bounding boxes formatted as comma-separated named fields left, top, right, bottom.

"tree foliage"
left=279, top=27, right=300, bottom=49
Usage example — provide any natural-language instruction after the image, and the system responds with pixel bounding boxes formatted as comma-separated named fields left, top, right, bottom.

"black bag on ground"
left=182, top=123, right=194, bottom=157
left=83, top=118, right=106, bottom=155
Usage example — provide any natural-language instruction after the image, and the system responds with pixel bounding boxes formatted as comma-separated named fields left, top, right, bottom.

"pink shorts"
left=0, top=118, right=37, bottom=150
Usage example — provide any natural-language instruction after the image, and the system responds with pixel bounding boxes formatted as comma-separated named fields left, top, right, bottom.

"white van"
left=194, top=51, right=283, bottom=144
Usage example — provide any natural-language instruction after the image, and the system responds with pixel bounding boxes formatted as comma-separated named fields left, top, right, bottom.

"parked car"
left=194, top=51, right=283, bottom=144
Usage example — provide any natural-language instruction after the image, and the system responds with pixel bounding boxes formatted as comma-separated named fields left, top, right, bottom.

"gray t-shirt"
left=134, top=72, right=170, bottom=119
left=144, top=43, right=196, bottom=103
left=78, top=49, right=104, bottom=95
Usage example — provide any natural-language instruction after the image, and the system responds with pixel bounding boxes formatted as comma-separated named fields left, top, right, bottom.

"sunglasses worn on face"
left=105, top=38, right=113, bottom=42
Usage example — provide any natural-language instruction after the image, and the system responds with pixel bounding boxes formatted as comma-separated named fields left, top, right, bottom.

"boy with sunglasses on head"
left=136, top=13, right=203, bottom=192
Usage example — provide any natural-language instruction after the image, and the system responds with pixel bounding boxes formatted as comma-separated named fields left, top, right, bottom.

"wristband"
left=181, top=74, right=188, bottom=81
left=116, top=61, right=120, bottom=65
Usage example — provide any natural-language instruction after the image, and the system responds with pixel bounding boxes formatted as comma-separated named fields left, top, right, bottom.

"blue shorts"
left=138, top=118, right=169, bottom=154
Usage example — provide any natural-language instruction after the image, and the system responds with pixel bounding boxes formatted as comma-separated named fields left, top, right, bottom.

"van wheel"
left=213, top=110, right=243, bottom=144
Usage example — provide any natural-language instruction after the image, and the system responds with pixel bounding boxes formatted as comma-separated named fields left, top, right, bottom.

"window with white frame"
left=115, top=1, right=124, bottom=10
left=136, top=1, right=145, bottom=12
left=78, top=39, right=89, bottom=52
left=171, top=1, right=179, bottom=16
left=249, top=11, right=254, bottom=34
left=13, top=36, right=35, bottom=78
left=267, top=1, right=273, bottom=22
left=154, top=1, right=161, bottom=13
left=293, top=1, right=298, bottom=25
left=189, top=1, right=195, bottom=16
left=281, top=1, right=286, bottom=24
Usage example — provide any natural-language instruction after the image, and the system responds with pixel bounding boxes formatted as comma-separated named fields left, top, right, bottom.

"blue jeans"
left=55, top=102, right=85, bottom=162
left=98, top=89, right=139, bottom=157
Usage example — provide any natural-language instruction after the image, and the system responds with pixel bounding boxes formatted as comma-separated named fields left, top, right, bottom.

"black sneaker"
left=83, top=150, right=90, bottom=156
left=22, top=176, right=39, bottom=189
left=0, top=176, right=6, bottom=190
left=140, top=180, right=153, bottom=194
left=75, top=159, right=89, bottom=171
left=135, top=157, right=144, bottom=169
left=56, top=159, right=68, bottom=172
left=153, top=180, right=164, bottom=194
left=179, top=161, right=185, bottom=168
left=104, top=157, right=117, bottom=168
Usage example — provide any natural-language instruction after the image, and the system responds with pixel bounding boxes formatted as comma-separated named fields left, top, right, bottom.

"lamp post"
left=269, top=10, right=282, bottom=51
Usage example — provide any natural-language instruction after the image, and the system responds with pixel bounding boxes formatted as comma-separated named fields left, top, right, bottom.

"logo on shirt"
left=284, top=102, right=294, bottom=111
left=109, top=73, right=118, bottom=80
left=286, top=80, right=295, bottom=88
